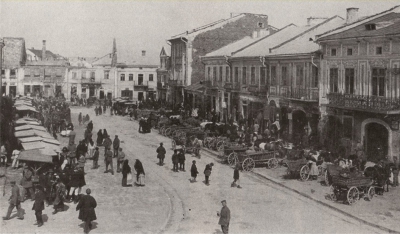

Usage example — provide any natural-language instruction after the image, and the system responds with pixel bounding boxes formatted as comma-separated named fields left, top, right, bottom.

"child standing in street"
left=232, top=164, right=242, bottom=188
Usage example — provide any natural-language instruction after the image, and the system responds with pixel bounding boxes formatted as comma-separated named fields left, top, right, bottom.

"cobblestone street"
left=0, top=107, right=386, bottom=233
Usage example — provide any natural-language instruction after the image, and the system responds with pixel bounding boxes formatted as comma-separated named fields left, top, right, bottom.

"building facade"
left=317, top=7, right=400, bottom=161
left=167, top=13, right=274, bottom=106
left=156, top=47, right=170, bottom=101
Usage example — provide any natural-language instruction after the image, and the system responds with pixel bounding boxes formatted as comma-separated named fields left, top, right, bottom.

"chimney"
left=307, top=17, right=328, bottom=26
left=142, top=50, right=146, bottom=56
left=346, top=8, right=359, bottom=24
left=42, top=40, right=46, bottom=60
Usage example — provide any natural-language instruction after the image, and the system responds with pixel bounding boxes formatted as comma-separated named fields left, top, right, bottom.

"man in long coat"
left=32, top=185, right=46, bottom=227
left=218, top=200, right=231, bottom=234
left=156, top=143, right=166, bottom=165
left=103, top=136, right=112, bottom=156
left=3, top=181, right=24, bottom=220
left=76, top=188, right=97, bottom=234
left=21, top=165, right=35, bottom=201
left=113, top=135, right=120, bottom=158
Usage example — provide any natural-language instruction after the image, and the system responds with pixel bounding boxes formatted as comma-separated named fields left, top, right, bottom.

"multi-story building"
left=167, top=13, right=274, bottom=106
left=317, top=6, right=400, bottom=161
left=23, top=40, right=68, bottom=97
left=231, top=15, right=343, bottom=141
left=116, top=50, right=158, bottom=101
left=1, top=37, right=26, bottom=97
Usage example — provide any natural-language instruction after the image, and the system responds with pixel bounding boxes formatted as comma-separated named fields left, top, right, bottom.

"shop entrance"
left=366, top=122, right=388, bottom=162
left=292, top=110, right=308, bottom=145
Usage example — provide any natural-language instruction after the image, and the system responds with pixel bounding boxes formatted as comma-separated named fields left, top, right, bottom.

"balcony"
left=269, top=86, right=319, bottom=101
left=247, top=85, right=268, bottom=96
left=81, top=77, right=102, bottom=85
left=327, top=93, right=400, bottom=113
left=157, top=82, right=167, bottom=89
left=134, top=81, right=149, bottom=91
left=168, top=79, right=186, bottom=86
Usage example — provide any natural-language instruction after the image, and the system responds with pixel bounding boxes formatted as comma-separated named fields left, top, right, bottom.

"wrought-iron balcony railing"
left=327, top=93, right=400, bottom=112
left=269, top=86, right=319, bottom=101
left=168, top=79, right=186, bottom=86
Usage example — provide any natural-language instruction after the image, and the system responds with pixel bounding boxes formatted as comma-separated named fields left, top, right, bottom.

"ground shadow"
left=63, top=204, right=70, bottom=212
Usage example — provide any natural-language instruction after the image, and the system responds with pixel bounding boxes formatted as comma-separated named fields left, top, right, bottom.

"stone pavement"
left=204, top=147, right=400, bottom=233
left=0, top=106, right=387, bottom=233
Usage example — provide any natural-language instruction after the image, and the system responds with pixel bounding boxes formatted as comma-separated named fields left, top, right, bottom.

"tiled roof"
left=92, top=53, right=113, bottom=66
left=269, top=16, right=345, bottom=55
left=318, top=5, right=400, bottom=41
left=2, top=37, right=26, bottom=69
left=204, top=36, right=263, bottom=57
left=231, top=24, right=302, bottom=57
left=27, top=48, right=59, bottom=60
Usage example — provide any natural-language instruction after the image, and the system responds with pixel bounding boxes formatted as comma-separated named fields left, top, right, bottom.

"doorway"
left=138, top=92, right=144, bottom=101
left=9, top=86, right=16, bottom=97
left=366, top=122, right=388, bottom=162
left=292, top=110, right=308, bottom=144
left=89, top=86, right=95, bottom=97
left=100, top=90, right=104, bottom=99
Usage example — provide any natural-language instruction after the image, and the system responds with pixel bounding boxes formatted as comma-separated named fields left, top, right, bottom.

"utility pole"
left=0, top=38, right=5, bottom=146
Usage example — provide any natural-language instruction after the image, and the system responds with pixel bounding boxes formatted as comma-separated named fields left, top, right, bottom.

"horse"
left=364, top=164, right=392, bottom=195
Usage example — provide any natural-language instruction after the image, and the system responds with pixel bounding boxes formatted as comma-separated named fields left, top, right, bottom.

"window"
left=34, top=69, right=40, bottom=77
left=251, top=67, right=256, bottom=85
left=10, top=69, right=16, bottom=78
left=296, top=65, right=304, bottom=86
left=149, top=74, right=154, bottom=81
left=343, top=117, right=353, bottom=139
left=138, top=74, right=143, bottom=85
left=24, top=85, right=31, bottom=95
left=271, top=66, right=276, bottom=86
left=242, top=67, right=247, bottom=84
left=312, top=66, right=318, bottom=88
left=219, top=66, right=223, bottom=81
left=82, top=71, right=86, bottom=79
left=365, top=24, right=376, bottom=30
left=56, top=69, right=63, bottom=77
left=129, top=74, right=133, bottom=81
left=329, top=68, right=339, bottom=93
left=1, top=69, right=5, bottom=76
left=25, top=69, right=31, bottom=77
left=372, top=68, right=385, bottom=97
left=331, top=48, right=337, bottom=56
left=104, top=71, right=109, bottom=79
left=345, top=68, right=355, bottom=94
left=234, top=67, right=239, bottom=82
left=225, top=66, right=230, bottom=82
left=120, top=74, right=125, bottom=81
left=213, top=67, right=217, bottom=81
left=347, top=48, right=353, bottom=56
left=260, top=67, right=266, bottom=85
left=376, top=46, right=383, bottom=55
left=90, top=71, right=95, bottom=79
left=207, top=67, right=211, bottom=80
left=281, top=66, right=288, bottom=86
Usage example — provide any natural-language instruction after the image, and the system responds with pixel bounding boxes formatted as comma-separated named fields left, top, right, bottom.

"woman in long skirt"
left=96, top=130, right=103, bottom=146
left=122, top=160, right=131, bottom=187
left=134, top=159, right=145, bottom=186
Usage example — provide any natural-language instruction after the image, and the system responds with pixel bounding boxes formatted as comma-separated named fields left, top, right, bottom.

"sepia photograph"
left=1, top=0, right=400, bottom=233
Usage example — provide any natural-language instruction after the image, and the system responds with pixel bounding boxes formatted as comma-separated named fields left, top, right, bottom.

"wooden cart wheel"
left=300, top=165, right=310, bottom=181
left=347, top=187, right=359, bottom=205
left=216, top=141, right=224, bottom=152
left=171, top=140, right=176, bottom=150
left=165, top=128, right=172, bottom=137
left=367, top=187, right=375, bottom=201
left=242, top=158, right=255, bottom=172
left=324, top=170, right=330, bottom=186
left=329, top=185, right=337, bottom=201
left=159, top=126, right=164, bottom=134
left=267, top=158, right=279, bottom=169
left=227, top=153, right=237, bottom=167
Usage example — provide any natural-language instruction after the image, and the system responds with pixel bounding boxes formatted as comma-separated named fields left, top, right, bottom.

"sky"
left=1, top=0, right=399, bottom=60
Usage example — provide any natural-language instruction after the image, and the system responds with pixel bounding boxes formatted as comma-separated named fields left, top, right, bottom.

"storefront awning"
left=18, top=149, right=55, bottom=163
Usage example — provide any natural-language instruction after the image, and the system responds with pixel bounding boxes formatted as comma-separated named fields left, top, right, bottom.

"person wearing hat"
left=21, top=164, right=35, bottom=201
left=117, top=148, right=126, bottom=173
left=156, top=143, right=166, bottom=166
left=190, top=160, right=199, bottom=182
left=217, top=200, right=230, bottom=234
left=76, top=188, right=97, bottom=234
left=178, top=149, right=186, bottom=171
left=59, top=147, right=69, bottom=170
left=113, top=135, right=120, bottom=158
left=232, top=164, right=242, bottom=188
left=92, top=147, right=99, bottom=169
left=32, top=185, right=46, bottom=227
left=204, top=163, right=214, bottom=185
left=104, top=148, right=114, bottom=175
left=103, top=135, right=112, bottom=157
left=3, top=180, right=24, bottom=220
left=53, top=177, right=66, bottom=215
left=172, top=150, right=179, bottom=172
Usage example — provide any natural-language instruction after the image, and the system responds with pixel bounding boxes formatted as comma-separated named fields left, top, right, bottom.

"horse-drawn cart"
left=228, top=150, right=280, bottom=171
left=285, top=158, right=310, bottom=181
left=329, top=174, right=375, bottom=205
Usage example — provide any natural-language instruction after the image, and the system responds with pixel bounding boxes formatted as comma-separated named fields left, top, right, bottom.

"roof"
left=160, top=46, right=170, bottom=57
left=21, top=141, right=46, bottom=150
left=92, top=53, right=113, bottom=66
left=185, top=82, right=206, bottom=93
left=15, top=125, right=47, bottom=132
left=33, top=130, right=53, bottom=139
left=15, top=105, right=38, bottom=112
left=2, top=37, right=26, bottom=69
left=18, top=137, right=43, bottom=143
left=232, top=24, right=302, bottom=57
left=170, top=13, right=268, bottom=40
left=15, top=130, right=36, bottom=138
left=15, top=119, right=40, bottom=126
left=204, top=36, right=262, bottom=57
left=318, top=6, right=400, bottom=41
left=269, top=16, right=345, bottom=55
left=18, top=149, right=55, bottom=163
left=26, top=48, right=59, bottom=60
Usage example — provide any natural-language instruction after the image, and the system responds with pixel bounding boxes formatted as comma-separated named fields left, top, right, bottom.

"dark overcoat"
left=32, top=190, right=46, bottom=211
left=77, top=195, right=97, bottom=221
left=191, top=164, right=199, bottom=177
